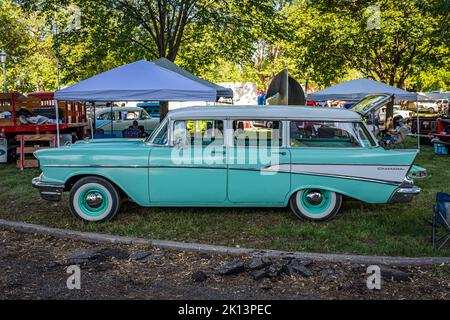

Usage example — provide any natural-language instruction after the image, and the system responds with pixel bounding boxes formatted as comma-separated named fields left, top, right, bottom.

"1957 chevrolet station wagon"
left=33, top=99, right=421, bottom=223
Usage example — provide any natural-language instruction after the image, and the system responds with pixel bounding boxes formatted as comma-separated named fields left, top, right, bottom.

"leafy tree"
left=292, top=0, right=450, bottom=90
left=0, top=0, right=57, bottom=93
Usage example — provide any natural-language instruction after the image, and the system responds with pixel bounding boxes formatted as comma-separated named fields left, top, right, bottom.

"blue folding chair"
left=432, top=192, right=450, bottom=250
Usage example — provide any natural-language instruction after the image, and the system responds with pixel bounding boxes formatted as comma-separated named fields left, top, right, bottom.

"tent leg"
left=417, top=101, right=420, bottom=151
left=110, top=102, right=114, bottom=136
left=54, top=99, right=60, bottom=147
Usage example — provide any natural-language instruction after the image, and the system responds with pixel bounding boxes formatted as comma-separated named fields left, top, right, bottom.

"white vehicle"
left=378, top=106, right=413, bottom=124
left=95, top=106, right=160, bottom=134
left=417, top=102, right=440, bottom=114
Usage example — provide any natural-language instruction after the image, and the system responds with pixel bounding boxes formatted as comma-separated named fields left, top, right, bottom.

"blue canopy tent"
left=307, top=78, right=418, bottom=102
left=53, top=60, right=217, bottom=146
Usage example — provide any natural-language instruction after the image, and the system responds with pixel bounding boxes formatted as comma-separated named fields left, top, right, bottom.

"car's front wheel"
left=69, top=177, right=121, bottom=222
left=290, top=189, right=342, bottom=222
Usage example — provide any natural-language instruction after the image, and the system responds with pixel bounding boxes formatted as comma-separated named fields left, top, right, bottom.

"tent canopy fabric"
left=308, top=78, right=418, bottom=102
left=154, top=58, right=234, bottom=100
left=54, top=60, right=217, bottom=102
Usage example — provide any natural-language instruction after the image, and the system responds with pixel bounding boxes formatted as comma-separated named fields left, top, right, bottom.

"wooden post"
left=160, top=101, right=169, bottom=121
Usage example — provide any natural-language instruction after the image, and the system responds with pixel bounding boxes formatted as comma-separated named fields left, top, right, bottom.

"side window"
left=289, top=121, right=375, bottom=148
left=232, top=120, right=282, bottom=147
left=174, top=120, right=224, bottom=147
left=97, top=112, right=113, bottom=120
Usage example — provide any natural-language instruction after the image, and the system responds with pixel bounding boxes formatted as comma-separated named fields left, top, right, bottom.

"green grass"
left=0, top=138, right=449, bottom=257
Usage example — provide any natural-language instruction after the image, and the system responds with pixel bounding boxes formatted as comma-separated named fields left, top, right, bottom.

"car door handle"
left=273, top=152, right=287, bottom=156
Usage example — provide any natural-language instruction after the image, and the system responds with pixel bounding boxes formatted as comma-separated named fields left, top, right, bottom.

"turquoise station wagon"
left=33, top=101, right=421, bottom=223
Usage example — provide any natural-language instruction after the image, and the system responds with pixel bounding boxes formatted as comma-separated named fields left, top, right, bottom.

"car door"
left=227, top=120, right=291, bottom=203
left=149, top=119, right=227, bottom=203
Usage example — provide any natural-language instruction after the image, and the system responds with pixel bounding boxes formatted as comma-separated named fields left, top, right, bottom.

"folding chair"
left=432, top=192, right=450, bottom=250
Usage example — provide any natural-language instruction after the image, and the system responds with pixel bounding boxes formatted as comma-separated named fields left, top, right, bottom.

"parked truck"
left=0, top=92, right=88, bottom=163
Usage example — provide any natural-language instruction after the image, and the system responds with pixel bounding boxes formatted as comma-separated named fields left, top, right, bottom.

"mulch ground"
left=0, top=230, right=449, bottom=300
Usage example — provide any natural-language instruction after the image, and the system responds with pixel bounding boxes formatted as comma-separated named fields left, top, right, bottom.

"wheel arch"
left=64, top=174, right=128, bottom=199
left=286, top=184, right=358, bottom=205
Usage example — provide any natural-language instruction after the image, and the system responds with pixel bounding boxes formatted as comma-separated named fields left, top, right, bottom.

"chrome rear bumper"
left=32, top=176, right=64, bottom=202
left=389, top=186, right=421, bottom=203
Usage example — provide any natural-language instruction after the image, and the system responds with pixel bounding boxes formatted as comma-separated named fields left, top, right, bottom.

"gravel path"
left=0, top=230, right=449, bottom=300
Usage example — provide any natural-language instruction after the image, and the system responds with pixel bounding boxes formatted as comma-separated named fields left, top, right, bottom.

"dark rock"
left=219, top=260, right=245, bottom=276
left=294, top=259, right=313, bottom=268
left=129, top=252, right=152, bottom=261
left=268, top=262, right=284, bottom=278
left=261, top=256, right=272, bottom=265
left=320, top=268, right=337, bottom=279
left=282, top=260, right=313, bottom=278
left=252, top=268, right=271, bottom=281
left=97, top=248, right=129, bottom=260
left=248, top=257, right=269, bottom=271
left=66, top=249, right=103, bottom=264
left=199, top=253, right=212, bottom=260
left=381, top=267, right=411, bottom=282
left=192, top=271, right=208, bottom=282
left=210, top=260, right=221, bottom=269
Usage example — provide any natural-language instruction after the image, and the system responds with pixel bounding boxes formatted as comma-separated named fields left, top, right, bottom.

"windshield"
left=147, top=118, right=168, bottom=145
left=141, top=109, right=151, bottom=120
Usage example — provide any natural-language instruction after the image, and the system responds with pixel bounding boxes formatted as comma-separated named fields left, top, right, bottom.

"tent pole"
left=110, top=101, right=114, bottom=136
left=54, top=98, right=60, bottom=147
left=417, top=100, right=420, bottom=151
left=92, top=104, right=96, bottom=139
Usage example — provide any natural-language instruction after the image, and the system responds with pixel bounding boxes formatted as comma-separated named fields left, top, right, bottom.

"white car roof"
left=168, top=105, right=362, bottom=121
left=95, top=106, right=143, bottom=114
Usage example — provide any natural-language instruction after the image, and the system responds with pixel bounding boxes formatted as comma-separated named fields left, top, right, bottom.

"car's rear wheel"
left=290, top=189, right=342, bottom=222
left=428, top=107, right=435, bottom=114
left=69, top=177, right=121, bottom=222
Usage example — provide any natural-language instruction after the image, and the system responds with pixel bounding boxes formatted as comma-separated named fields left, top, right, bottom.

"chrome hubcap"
left=305, top=191, right=323, bottom=206
left=85, top=192, right=104, bottom=209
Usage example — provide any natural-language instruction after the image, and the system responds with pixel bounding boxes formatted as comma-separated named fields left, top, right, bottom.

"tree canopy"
left=1, top=0, right=448, bottom=94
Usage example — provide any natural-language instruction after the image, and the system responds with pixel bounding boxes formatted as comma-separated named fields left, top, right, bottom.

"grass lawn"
left=0, top=138, right=449, bottom=257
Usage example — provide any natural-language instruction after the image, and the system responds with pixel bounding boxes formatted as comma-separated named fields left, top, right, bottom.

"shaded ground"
left=0, top=230, right=449, bottom=300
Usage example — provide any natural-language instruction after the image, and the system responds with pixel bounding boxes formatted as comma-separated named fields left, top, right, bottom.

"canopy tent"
left=53, top=60, right=218, bottom=146
left=54, top=60, right=217, bottom=102
left=307, top=78, right=418, bottom=102
left=154, top=58, right=234, bottom=100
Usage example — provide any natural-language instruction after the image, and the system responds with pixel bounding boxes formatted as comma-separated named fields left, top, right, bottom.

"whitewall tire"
left=69, top=177, right=121, bottom=223
left=290, top=189, right=342, bottom=222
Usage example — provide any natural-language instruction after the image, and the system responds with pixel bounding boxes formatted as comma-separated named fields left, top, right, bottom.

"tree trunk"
left=160, top=101, right=169, bottom=121
left=385, top=99, right=395, bottom=131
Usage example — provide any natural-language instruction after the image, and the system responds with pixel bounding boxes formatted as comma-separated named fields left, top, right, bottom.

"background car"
left=95, top=106, right=160, bottom=136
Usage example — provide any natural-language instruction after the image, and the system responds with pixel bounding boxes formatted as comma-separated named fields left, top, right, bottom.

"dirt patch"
left=0, top=230, right=448, bottom=300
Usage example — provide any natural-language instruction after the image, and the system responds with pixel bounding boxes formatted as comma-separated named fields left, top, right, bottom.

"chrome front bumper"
left=32, top=177, right=64, bottom=202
